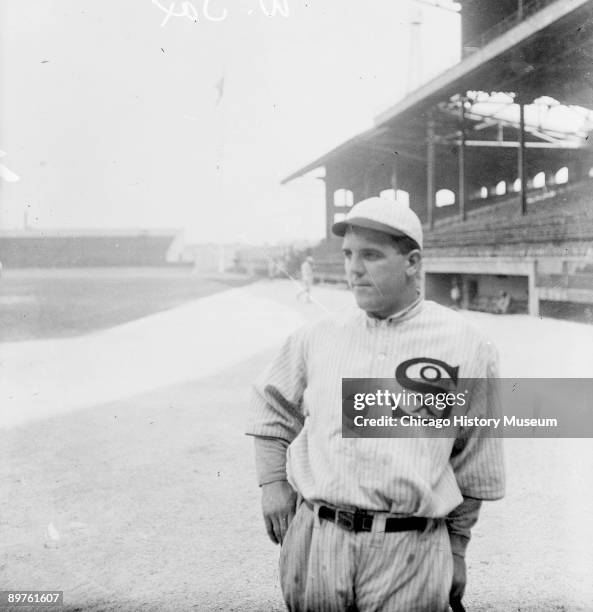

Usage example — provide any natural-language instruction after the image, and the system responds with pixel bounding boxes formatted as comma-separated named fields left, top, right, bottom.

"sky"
left=0, top=0, right=460, bottom=244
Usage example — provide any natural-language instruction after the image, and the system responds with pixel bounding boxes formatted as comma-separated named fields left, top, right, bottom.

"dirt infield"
left=0, top=353, right=283, bottom=611
left=1, top=276, right=592, bottom=610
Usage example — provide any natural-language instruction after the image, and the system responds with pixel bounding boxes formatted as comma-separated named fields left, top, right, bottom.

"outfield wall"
left=0, top=231, right=179, bottom=268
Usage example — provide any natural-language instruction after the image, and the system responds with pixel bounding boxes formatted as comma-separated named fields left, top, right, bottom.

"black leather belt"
left=304, top=500, right=428, bottom=533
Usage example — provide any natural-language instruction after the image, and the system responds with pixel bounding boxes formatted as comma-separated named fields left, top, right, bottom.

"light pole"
left=405, top=0, right=461, bottom=92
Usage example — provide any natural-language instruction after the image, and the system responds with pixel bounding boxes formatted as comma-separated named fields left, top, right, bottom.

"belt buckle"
left=335, top=509, right=355, bottom=531
left=358, top=514, right=373, bottom=532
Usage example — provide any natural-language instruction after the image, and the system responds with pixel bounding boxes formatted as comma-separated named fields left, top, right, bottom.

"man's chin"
left=353, top=294, right=380, bottom=313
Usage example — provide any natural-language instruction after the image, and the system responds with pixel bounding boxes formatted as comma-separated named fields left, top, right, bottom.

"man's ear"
left=405, top=250, right=422, bottom=277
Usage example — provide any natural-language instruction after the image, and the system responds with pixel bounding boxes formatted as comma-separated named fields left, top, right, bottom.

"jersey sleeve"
left=450, top=340, right=506, bottom=500
left=246, top=328, right=308, bottom=444
left=253, top=436, right=290, bottom=486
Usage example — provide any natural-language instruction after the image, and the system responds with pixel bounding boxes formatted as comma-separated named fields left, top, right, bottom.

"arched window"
left=555, top=166, right=568, bottom=185
left=379, top=188, right=409, bottom=206
left=513, top=178, right=521, bottom=192
left=495, top=181, right=506, bottom=196
left=334, top=189, right=354, bottom=208
left=436, top=189, right=455, bottom=207
left=532, top=171, right=546, bottom=189
left=480, top=186, right=488, bottom=199
left=396, top=189, right=410, bottom=207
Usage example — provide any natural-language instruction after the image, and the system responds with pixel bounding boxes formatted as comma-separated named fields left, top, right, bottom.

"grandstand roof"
left=283, top=0, right=593, bottom=185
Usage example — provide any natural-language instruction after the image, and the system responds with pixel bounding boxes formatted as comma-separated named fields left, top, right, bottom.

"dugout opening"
left=425, top=273, right=529, bottom=314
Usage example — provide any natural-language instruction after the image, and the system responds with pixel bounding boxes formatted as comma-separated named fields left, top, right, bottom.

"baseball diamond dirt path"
left=1, top=279, right=592, bottom=611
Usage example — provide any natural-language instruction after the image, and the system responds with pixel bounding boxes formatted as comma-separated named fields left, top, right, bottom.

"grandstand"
left=283, top=0, right=593, bottom=320
left=0, top=229, right=181, bottom=267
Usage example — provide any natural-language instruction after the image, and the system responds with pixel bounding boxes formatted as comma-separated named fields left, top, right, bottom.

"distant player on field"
left=296, top=255, right=314, bottom=303
left=247, top=196, right=505, bottom=611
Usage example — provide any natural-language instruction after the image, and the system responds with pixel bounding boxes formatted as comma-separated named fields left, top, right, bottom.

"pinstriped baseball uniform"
left=247, top=299, right=505, bottom=610
left=279, top=499, right=454, bottom=611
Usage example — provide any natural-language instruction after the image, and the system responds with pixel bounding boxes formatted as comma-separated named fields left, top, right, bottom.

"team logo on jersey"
left=394, top=357, right=460, bottom=419
left=395, top=357, right=459, bottom=394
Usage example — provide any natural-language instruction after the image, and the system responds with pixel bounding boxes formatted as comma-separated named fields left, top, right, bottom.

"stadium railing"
left=464, top=0, right=561, bottom=55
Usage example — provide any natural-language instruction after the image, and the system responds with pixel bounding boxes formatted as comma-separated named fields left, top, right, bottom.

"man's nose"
left=347, top=254, right=365, bottom=277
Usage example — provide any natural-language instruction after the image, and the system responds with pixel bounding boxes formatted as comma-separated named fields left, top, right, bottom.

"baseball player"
left=247, top=196, right=505, bottom=611
left=297, top=255, right=315, bottom=302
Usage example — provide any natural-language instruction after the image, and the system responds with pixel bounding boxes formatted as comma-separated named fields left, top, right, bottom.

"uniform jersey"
left=247, top=299, right=505, bottom=517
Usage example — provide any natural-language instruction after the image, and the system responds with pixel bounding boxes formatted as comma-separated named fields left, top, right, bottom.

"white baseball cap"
left=332, top=196, right=423, bottom=249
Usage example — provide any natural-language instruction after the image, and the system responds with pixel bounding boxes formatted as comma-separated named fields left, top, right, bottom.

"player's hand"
left=261, top=480, right=297, bottom=545
left=449, top=553, right=467, bottom=612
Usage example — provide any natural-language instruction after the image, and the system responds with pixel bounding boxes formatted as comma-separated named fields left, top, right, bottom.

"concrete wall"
left=0, top=234, right=178, bottom=268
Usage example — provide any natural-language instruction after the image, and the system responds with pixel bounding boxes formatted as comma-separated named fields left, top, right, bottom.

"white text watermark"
left=152, top=0, right=290, bottom=26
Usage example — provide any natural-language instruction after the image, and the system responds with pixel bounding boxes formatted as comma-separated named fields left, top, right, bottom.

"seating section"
left=424, top=179, right=593, bottom=252
left=311, top=178, right=593, bottom=282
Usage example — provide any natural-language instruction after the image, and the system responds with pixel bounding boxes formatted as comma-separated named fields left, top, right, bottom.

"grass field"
left=0, top=268, right=251, bottom=342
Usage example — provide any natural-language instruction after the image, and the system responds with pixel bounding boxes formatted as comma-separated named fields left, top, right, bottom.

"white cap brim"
left=332, top=217, right=419, bottom=247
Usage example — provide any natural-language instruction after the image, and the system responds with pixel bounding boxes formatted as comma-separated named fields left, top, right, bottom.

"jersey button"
left=377, top=353, right=386, bottom=360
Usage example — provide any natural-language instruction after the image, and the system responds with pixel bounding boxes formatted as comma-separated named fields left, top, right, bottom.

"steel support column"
left=427, top=115, right=435, bottom=228
left=363, top=169, right=371, bottom=199
left=324, top=178, right=335, bottom=239
left=518, top=101, right=527, bottom=215
left=391, top=158, right=398, bottom=192
left=528, top=260, right=539, bottom=316
left=458, top=98, right=466, bottom=221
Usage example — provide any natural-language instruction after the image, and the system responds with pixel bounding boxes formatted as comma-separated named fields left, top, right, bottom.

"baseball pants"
left=279, top=501, right=453, bottom=612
